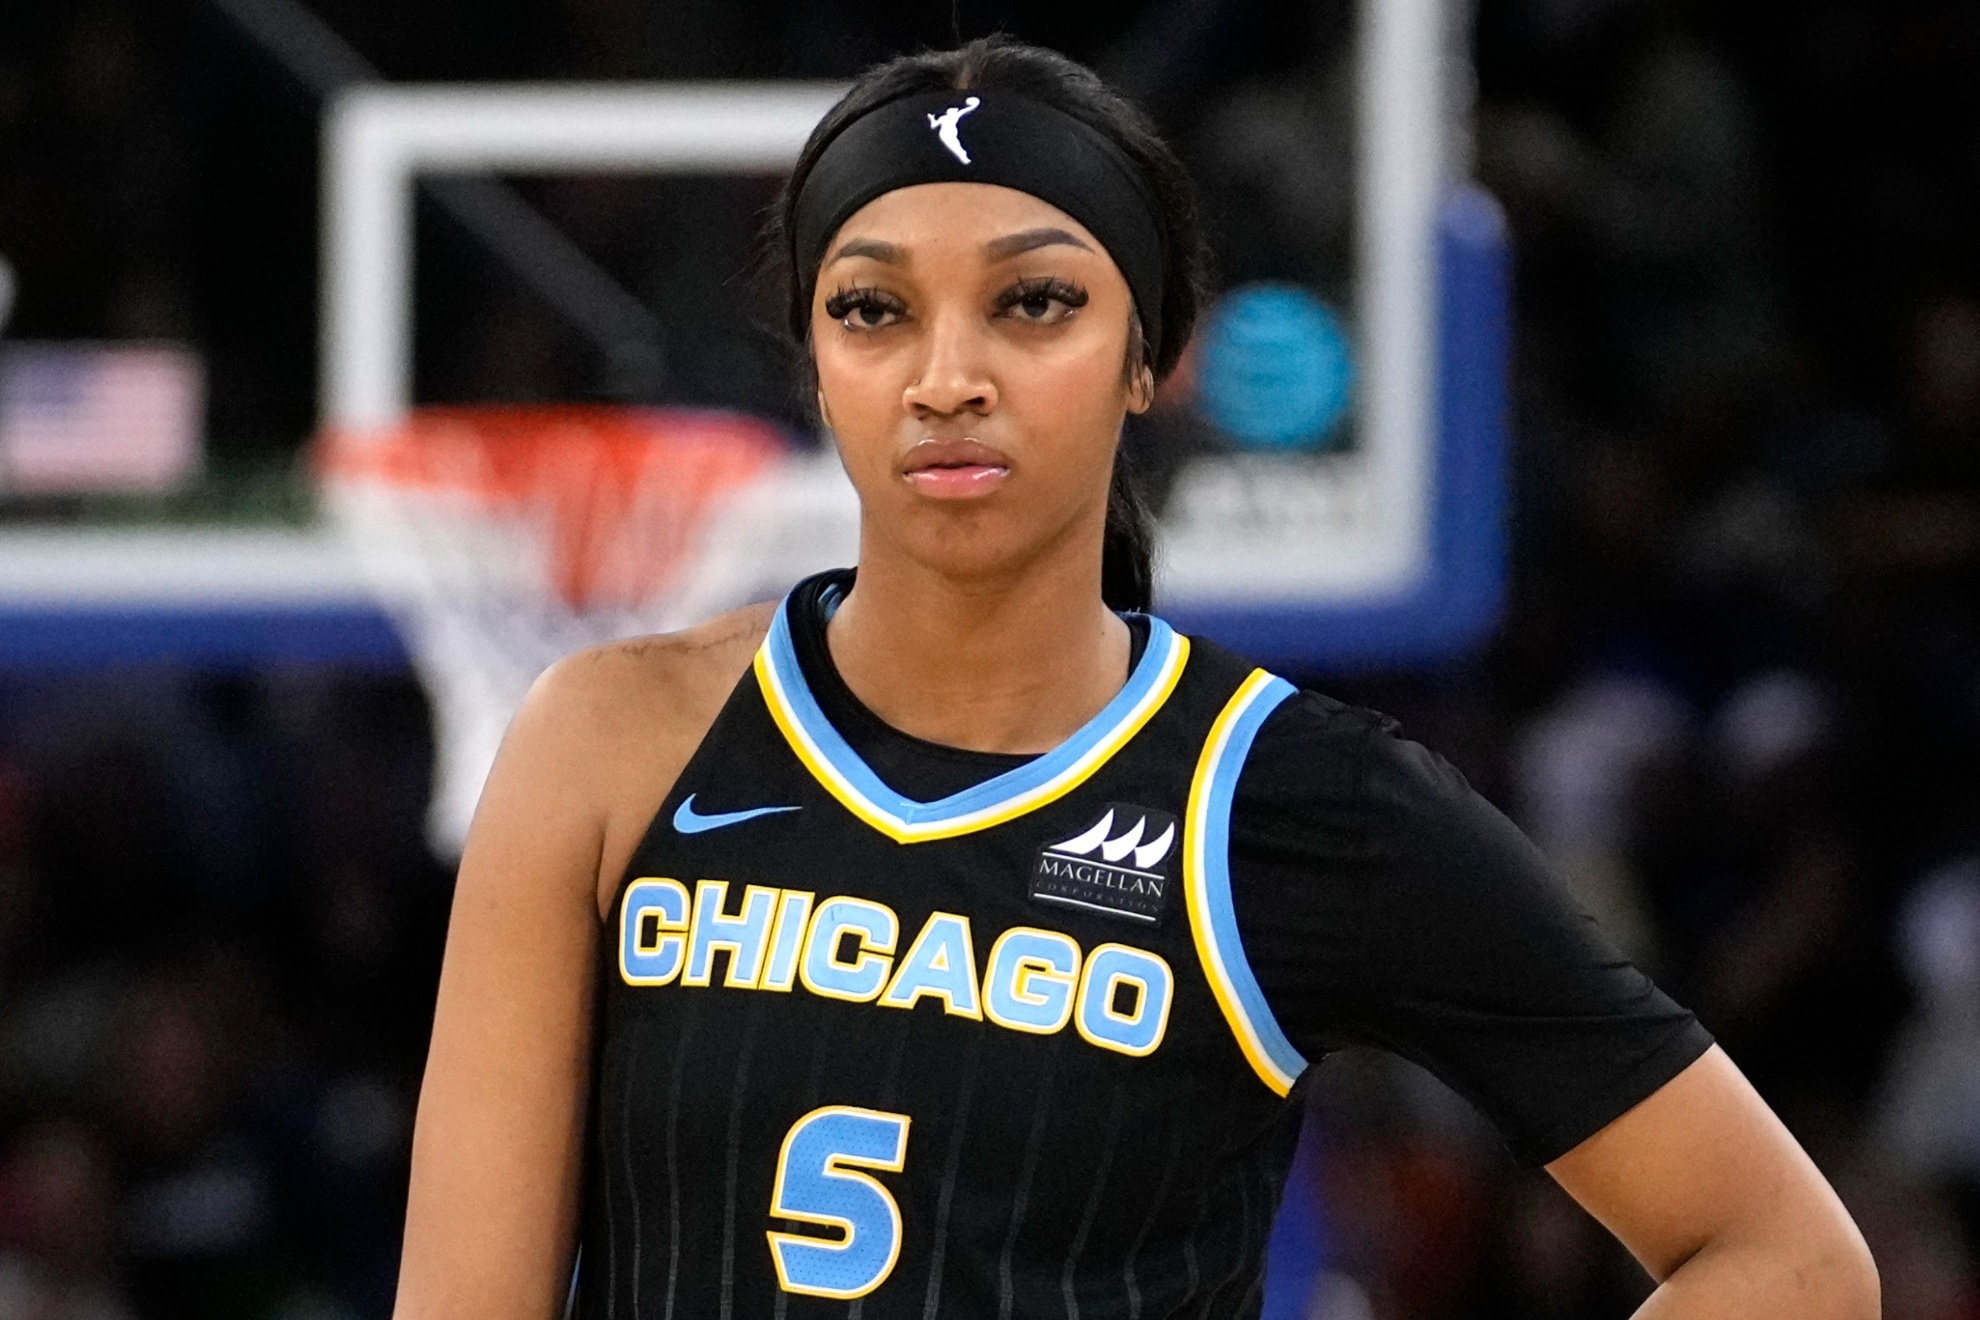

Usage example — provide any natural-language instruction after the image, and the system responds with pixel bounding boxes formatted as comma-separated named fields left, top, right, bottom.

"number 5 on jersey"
left=767, top=1106, right=913, bottom=1299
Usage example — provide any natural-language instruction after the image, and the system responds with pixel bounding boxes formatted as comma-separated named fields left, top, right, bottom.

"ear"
left=1125, top=361, right=1156, bottom=415
left=815, top=389, right=834, bottom=432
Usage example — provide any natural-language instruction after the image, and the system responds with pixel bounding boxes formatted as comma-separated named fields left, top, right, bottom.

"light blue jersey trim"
left=760, top=593, right=1183, bottom=830
left=1190, top=673, right=1307, bottom=1092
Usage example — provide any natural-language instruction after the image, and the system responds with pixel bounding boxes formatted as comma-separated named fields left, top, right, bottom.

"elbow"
left=1838, top=1231, right=1881, bottom=1319
left=1804, top=1214, right=1879, bottom=1320
left=1690, top=1199, right=1880, bottom=1319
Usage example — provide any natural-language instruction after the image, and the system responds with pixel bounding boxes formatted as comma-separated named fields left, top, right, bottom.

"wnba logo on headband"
left=926, top=97, right=980, bottom=164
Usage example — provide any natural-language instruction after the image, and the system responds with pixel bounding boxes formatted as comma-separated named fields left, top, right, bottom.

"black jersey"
left=578, top=571, right=1710, bottom=1319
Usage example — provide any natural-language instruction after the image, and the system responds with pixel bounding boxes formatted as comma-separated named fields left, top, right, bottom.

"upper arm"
left=1231, top=696, right=1710, bottom=1162
left=1227, top=695, right=1873, bottom=1312
left=396, top=605, right=768, bottom=1320
left=1547, top=1046, right=1876, bottom=1312
left=395, top=654, right=621, bottom=1320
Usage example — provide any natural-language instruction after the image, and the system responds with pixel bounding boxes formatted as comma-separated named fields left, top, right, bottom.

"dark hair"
left=770, top=36, right=1210, bottom=613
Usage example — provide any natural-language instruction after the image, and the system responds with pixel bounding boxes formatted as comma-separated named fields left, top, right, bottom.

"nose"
left=901, top=305, right=997, bottom=421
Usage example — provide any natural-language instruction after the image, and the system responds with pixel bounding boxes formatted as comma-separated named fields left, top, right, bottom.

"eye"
left=823, top=286, right=905, bottom=332
left=996, top=277, right=1088, bottom=325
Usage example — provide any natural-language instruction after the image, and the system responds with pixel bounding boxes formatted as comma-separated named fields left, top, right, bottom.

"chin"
left=904, top=517, right=1088, bottom=591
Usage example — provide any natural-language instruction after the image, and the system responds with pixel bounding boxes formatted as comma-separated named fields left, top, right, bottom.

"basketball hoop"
left=317, top=404, right=830, bottom=856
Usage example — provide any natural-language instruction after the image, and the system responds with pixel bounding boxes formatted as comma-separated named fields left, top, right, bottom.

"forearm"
left=396, top=1078, right=588, bottom=1319
left=1632, top=1231, right=1879, bottom=1320
left=396, top=918, right=595, bottom=1319
left=1545, top=1049, right=1878, bottom=1320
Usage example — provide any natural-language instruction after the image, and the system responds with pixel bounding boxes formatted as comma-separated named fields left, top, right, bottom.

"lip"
left=900, top=437, right=1011, bottom=500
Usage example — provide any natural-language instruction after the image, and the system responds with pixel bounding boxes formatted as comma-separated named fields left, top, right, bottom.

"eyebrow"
left=825, top=237, right=905, bottom=266
left=823, top=227, right=1095, bottom=268
left=984, top=227, right=1094, bottom=261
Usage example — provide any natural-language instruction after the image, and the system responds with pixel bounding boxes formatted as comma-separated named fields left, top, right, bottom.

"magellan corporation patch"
left=1029, top=804, right=1178, bottom=924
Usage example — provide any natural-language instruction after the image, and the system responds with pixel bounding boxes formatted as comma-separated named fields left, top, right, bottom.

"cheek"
left=1032, top=337, right=1128, bottom=416
left=1010, top=336, right=1131, bottom=466
left=813, top=339, right=900, bottom=453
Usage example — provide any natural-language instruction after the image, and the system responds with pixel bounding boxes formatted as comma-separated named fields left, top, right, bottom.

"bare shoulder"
left=509, top=600, right=778, bottom=917
left=534, top=599, right=776, bottom=728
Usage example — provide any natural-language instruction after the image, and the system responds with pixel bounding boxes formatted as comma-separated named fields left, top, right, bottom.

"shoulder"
left=1164, top=633, right=1392, bottom=821
left=1222, top=677, right=1531, bottom=879
left=1214, top=671, right=1396, bottom=817
left=527, top=599, right=777, bottom=735
left=1244, top=683, right=1399, bottom=767
left=503, top=600, right=778, bottom=915
left=1222, top=678, right=1570, bottom=950
left=1173, top=634, right=1392, bottom=753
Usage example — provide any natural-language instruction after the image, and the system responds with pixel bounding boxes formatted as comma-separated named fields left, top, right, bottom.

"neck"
left=826, top=538, right=1132, bottom=756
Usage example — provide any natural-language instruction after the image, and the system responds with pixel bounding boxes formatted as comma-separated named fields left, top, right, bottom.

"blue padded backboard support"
left=1164, top=184, right=1512, bottom=672
left=0, top=605, right=408, bottom=671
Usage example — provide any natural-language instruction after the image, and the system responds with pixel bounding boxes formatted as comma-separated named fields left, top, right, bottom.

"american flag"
left=0, top=342, right=203, bottom=494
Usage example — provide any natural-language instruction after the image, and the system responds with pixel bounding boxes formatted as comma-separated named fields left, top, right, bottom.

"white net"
left=318, top=405, right=858, bottom=854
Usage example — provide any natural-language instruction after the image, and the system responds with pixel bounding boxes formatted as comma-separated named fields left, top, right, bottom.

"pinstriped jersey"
left=577, top=585, right=1313, bottom=1320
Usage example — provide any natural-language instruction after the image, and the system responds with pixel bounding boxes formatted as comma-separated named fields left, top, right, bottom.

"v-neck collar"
left=753, top=576, right=1190, bottom=844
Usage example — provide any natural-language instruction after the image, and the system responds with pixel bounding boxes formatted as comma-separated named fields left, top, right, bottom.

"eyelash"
left=823, top=285, right=905, bottom=330
left=821, top=277, right=1092, bottom=333
left=994, top=277, right=1089, bottom=320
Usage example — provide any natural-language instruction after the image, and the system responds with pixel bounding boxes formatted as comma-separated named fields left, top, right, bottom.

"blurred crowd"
left=4, top=0, right=1980, bottom=1317
left=0, top=674, right=447, bottom=1320
left=1298, top=2, right=1980, bottom=1316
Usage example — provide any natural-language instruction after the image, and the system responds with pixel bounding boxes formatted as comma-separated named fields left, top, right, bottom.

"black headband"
left=792, top=89, right=1166, bottom=360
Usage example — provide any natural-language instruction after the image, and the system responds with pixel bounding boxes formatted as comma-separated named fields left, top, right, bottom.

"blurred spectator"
left=1513, top=670, right=1689, bottom=960
left=0, top=759, right=33, bottom=986
left=0, top=1120, right=136, bottom=1320
left=0, top=252, right=16, bottom=334
left=108, top=956, right=288, bottom=1317
left=1877, top=861, right=1980, bottom=1261
left=0, top=673, right=434, bottom=1319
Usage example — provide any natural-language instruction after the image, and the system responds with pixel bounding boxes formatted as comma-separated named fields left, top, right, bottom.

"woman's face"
left=810, top=181, right=1150, bottom=587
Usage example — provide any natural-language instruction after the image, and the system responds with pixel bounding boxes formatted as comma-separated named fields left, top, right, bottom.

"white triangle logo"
left=1048, top=811, right=1176, bottom=871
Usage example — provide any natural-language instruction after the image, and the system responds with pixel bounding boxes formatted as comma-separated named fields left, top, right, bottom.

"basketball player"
left=395, top=38, right=1877, bottom=1320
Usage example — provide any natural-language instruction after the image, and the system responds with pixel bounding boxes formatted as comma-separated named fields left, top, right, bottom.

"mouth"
left=900, top=437, right=1011, bottom=500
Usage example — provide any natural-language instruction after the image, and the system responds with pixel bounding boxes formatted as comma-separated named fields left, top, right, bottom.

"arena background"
left=2, top=1, right=1978, bottom=1317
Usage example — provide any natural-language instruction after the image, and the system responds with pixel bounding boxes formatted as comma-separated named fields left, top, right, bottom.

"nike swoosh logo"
left=673, top=794, right=801, bottom=835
